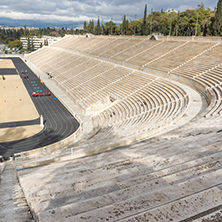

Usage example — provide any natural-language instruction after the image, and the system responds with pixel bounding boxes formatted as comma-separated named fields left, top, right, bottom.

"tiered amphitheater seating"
left=164, top=42, right=222, bottom=117
left=50, top=36, right=222, bottom=117
left=28, top=45, right=189, bottom=141
left=92, top=78, right=188, bottom=136
left=168, top=42, right=221, bottom=77
left=15, top=115, right=222, bottom=222
left=145, top=41, right=216, bottom=71
left=20, top=35, right=222, bottom=221
left=27, top=36, right=222, bottom=142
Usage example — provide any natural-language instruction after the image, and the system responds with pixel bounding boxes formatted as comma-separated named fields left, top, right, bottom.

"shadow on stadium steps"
left=18, top=140, right=161, bottom=220
left=17, top=122, right=222, bottom=221
left=0, top=128, right=63, bottom=159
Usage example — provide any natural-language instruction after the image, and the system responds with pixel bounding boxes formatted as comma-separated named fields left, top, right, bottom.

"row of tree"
left=83, top=1, right=222, bottom=36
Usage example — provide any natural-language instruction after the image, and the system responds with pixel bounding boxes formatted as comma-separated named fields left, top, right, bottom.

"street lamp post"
left=134, top=14, right=137, bottom=36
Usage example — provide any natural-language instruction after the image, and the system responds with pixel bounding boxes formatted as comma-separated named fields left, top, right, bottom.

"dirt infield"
left=0, top=75, right=39, bottom=123
left=0, top=59, right=15, bottom=68
left=0, top=125, right=43, bottom=142
left=0, top=59, right=42, bottom=143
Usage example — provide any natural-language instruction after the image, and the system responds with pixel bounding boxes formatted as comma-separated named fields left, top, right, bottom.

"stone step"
left=32, top=149, right=222, bottom=214
left=16, top=130, right=203, bottom=173
left=18, top=129, right=221, bottom=181
left=32, top=148, right=222, bottom=209
left=17, top=138, right=184, bottom=178
left=192, top=208, right=222, bottom=222
left=51, top=170, right=222, bottom=222
left=36, top=165, right=222, bottom=222
left=0, top=164, right=33, bottom=222
left=25, top=146, right=222, bottom=210
left=118, top=150, right=222, bottom=189
left=21, top=142, right=222, bottom=199
left=0, top=215, right=32, bottom=222
left=28, top=183, right=120, bottom=211
left=119, top=187, right=222, bottom=222
left=19, top=135, right=222, bottom=189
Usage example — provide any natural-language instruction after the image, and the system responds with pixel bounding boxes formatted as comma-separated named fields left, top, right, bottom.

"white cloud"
left=0, top=0, right=218, bottom=26
left=0, top=10, right=89, bottom=22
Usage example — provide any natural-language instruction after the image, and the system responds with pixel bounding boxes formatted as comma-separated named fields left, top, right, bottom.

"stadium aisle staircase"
left=0, top=163, right=33, bottom=222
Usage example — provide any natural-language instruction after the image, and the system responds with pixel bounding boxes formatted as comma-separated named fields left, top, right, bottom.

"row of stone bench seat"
left=16, top=115, right=222, bottom=221
left=93, top=80, right=187, bottom=129
left=27, top=44, right=189, bottom=141
left=48, top=36, right=222, bottom=117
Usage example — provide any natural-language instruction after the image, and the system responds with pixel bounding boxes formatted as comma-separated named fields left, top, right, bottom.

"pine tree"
left=31, top=39, right=34, bottom=51
left=123, top=15, right=127, bottom=35
left=27, top=38, right=31, bottom=51
left=149, top=8, right=153, bottom=35
left=24, top=25, right=27, bottom=36
left=142, top=4, right=147, bottom=35
left=96, top=16, right=101, bottom=35
left=215, top=0, right=222, bottom=35
left=83, top=21, right=88, bottom=33
left=176, top=11, right=180, bottom=36
left=88, top=20, right=94, bottom=34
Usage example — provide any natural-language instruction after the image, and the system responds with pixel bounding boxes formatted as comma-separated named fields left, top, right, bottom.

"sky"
left=0, top=0, right=219, bottom=28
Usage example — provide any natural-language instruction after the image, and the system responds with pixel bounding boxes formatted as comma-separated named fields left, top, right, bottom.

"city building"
left=165, top=8, right=178, bottom=13
left=20, top=36, right=61, bottom=50
left=20, top=37, right=42, bottom=50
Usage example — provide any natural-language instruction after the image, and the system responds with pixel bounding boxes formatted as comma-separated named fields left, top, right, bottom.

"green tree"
left=122, top=15, right=129, bottom=35
left=44, top=39, right=48, bottom=46
left=215, top=0, right=222, bottom=35
left=27, top=38, right=31, bottom=51
left=175, top=11, right=180, bottom=36
left=9, top=40, right=22, bottom=50
left=83, top=21, right=88, bottom=33
left=88, top=20, right=94, bottom=34
left=142, top=4, right=147, bottom=35
left=31, top=39, right=34, bottom=51
left=24, top=25, right=27, bottom=36
left=95, top=16, right=101, bottom=35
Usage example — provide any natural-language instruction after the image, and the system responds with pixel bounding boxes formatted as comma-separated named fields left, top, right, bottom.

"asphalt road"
left=0, top=57, right=79, bottom=158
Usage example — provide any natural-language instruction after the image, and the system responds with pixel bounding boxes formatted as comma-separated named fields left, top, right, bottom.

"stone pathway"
left=0, top=162, right=33, bottom=222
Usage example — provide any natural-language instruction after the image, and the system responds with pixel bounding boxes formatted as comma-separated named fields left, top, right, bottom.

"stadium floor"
left=0, top=57, right=79, bottom=158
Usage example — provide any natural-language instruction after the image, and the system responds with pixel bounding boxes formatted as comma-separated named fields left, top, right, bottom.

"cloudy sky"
left=0, top=0, right=218, bottom=28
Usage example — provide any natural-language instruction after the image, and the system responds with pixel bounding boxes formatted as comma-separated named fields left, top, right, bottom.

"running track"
left=0, top=57, right=79, bottom=158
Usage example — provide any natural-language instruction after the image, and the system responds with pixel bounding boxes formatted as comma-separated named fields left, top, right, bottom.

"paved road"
left=0, top=57, right=79, bottom=158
